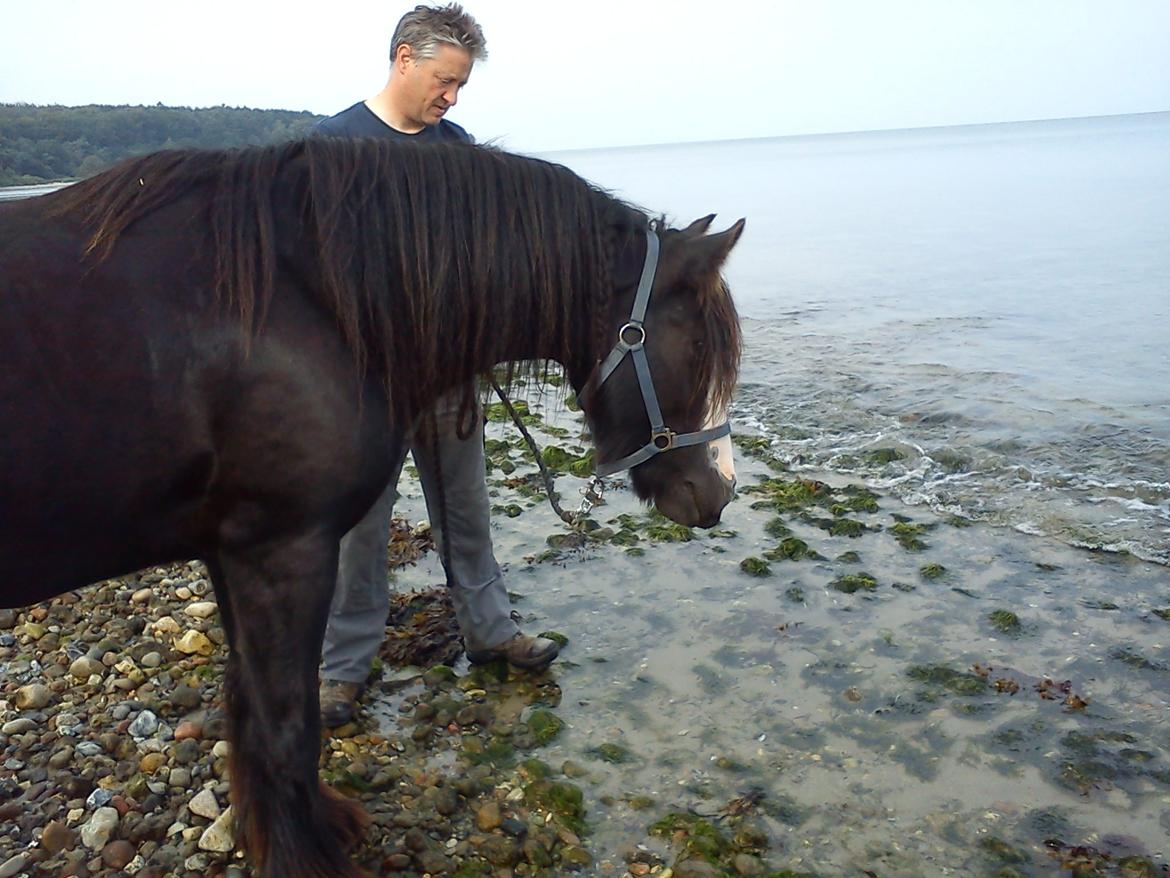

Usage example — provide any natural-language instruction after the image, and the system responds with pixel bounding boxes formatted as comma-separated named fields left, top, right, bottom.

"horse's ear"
left=684, top=218, right=745, bottom=275
left=681, top=214, right=717, bottom=237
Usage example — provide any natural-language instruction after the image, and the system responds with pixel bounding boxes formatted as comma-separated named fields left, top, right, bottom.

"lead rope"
left=489, top=379, right=602, bottom=529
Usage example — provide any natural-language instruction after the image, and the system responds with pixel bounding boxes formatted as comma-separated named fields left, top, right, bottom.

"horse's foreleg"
left=211, top=534, right=369, bottom=878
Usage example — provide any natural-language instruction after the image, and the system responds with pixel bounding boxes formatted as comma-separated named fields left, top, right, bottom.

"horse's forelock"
left=696, top=272, right=742, bottom=417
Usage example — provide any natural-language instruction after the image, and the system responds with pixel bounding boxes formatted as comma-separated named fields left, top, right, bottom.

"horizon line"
left=534, top=108, right=1170, bottom=155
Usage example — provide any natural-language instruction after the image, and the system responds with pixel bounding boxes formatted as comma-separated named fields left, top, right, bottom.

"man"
left=316, top=3, right=559, bottom=727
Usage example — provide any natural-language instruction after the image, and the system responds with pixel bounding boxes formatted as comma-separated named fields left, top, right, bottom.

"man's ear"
left=394, top=44, right=414, bottom=72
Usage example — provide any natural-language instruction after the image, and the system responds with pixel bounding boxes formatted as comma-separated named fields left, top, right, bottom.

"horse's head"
left=579, top=215, right=745, bottom=528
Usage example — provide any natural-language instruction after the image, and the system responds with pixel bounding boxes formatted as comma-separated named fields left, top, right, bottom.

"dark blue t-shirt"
left=315, top=102, right=472, bottom=143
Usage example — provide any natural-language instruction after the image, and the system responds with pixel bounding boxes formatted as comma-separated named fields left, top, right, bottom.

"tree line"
left=0, top=103, right=324, bottom=186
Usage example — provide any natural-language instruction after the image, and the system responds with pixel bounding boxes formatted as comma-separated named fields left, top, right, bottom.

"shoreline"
left=2, top=391, right=1169, bottom=877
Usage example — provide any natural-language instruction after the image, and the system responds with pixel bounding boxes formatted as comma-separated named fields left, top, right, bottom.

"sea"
left=548, top=112, right=1170, bottom=567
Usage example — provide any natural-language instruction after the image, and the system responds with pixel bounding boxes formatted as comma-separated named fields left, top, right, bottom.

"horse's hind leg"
left=211, top=534, right=368, bottom=878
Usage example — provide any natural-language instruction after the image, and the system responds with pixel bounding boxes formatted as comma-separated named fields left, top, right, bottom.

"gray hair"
left=391, top=4, right=487, bottom=63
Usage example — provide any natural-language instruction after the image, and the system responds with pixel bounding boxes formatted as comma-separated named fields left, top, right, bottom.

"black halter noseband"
left=578, top=227, right=732, bottom=477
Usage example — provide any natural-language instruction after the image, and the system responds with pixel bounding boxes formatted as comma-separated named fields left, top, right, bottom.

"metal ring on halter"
left=619, top=322, right=646, bottom=348
left=651, top=429, right=675, bottom=451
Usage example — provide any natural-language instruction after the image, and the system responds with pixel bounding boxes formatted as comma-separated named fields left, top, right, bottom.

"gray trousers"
left=321, top=391, right=518, bottom=683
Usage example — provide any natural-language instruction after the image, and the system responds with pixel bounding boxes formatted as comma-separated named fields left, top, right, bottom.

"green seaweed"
left=907, top=664, right=988, bottom=696
left=538, top=630, right=569, bottom=648
left=588, top=742, right=636, bottom=764
left=742, top=476, right=828, bottom=512
left=831, top=572, right=877, bottom=593
left=988, top=609, right=1022, bottom=635
left=763, top=537, right=815, bottom=562
left=531, top=711, right=566, bottom=744
left=889, top=520, right=930, bottom=551
left=524, top=778, right=587, bottom=835
left=865, top=447, right=906, bottom=465
left=740, top=556, right=773, bottom=577
left=764, top=517, right=792, bottom=539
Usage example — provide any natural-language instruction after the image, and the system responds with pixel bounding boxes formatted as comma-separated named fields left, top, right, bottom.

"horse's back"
left=0, top=192, right=396, bottom=604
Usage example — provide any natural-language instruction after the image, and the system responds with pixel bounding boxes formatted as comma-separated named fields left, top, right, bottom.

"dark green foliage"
left=0, top=102, right=322, bottom=185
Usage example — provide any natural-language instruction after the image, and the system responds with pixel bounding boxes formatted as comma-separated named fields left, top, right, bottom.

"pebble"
left=41, top=819, right=76, bottom=854
left=80, top=806, right=120, bottom=849
left=675, top=860, right=721, bottom=878
left=188, top=789, right=221, bottom=820
left=416, top=849, right=455, bottom=874
left=197, top=806, right=235, bottom=852
left=733, top=853, right=766, bottom=876
left=69, top=656, right=105, bottom=679
left=140, top=651, right=163, bottom=668
left=139, top=752, right=168, bottom=774
left=170, top=686, right=202, bottom=711
left=14, top=683, right=52, bottom=710
left=475, top=801, right=502, bottom=831
left=1, top=717, right=37, bottom=735
left=86, top=788, right=114, bottom=810
left=151, top=616, right=181, bottom=637
left=174, top=721, right=202, bottom=741
left=101, top=839, right=136, bottom=869
left=0, top=855, right=29, bottom=878
left=174, top=630, right=215, bottom=656
left=184, top=601, right=218, bottom=619
left=168, top=768, right=192, bottom=788
left=129, top=710, right=159, bottom=738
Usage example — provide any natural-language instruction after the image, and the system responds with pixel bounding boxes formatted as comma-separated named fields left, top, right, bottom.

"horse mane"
left=51, top=138, right=739, bottom=423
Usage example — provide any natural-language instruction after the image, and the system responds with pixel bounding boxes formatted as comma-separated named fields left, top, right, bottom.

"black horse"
left=0, top=137, right=743, bottom=877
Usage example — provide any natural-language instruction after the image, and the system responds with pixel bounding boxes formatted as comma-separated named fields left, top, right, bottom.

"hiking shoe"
left=319, top=679, right=365, bottom=727
left=466, top=633, right=560, bottom=670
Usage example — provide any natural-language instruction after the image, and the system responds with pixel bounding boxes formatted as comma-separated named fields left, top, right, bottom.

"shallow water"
left=384, top=386, right=1170, bottom=876
left=548, top=113, right=1170, bottom=568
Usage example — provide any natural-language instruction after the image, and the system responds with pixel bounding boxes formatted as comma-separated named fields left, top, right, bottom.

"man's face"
left=399, top=44, right=473, bottom=128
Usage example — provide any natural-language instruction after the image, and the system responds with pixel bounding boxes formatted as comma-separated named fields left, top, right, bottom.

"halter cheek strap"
left=578, top=227, right=731, bottom=478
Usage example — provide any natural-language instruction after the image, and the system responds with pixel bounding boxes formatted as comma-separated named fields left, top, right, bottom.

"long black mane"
left=52, top=137, right=738, bottom=422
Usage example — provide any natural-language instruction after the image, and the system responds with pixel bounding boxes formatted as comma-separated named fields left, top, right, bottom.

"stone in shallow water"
left=476, top=801, right=502, bottom=831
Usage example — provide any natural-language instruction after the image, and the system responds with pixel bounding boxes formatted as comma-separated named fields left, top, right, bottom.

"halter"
left=578, top=227, right=732, bottom=478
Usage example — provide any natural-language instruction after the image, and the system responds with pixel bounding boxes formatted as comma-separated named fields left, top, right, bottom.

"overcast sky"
left=3, top=1, right=1169, bottom=152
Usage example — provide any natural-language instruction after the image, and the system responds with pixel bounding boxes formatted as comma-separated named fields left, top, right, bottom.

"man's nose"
left=444, top=86, right=460, bottom=107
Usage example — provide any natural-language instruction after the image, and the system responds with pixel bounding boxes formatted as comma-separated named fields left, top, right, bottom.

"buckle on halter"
left=651, top=429, right=676, bottom=451
left=619, top=322, right=646, bottom=348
